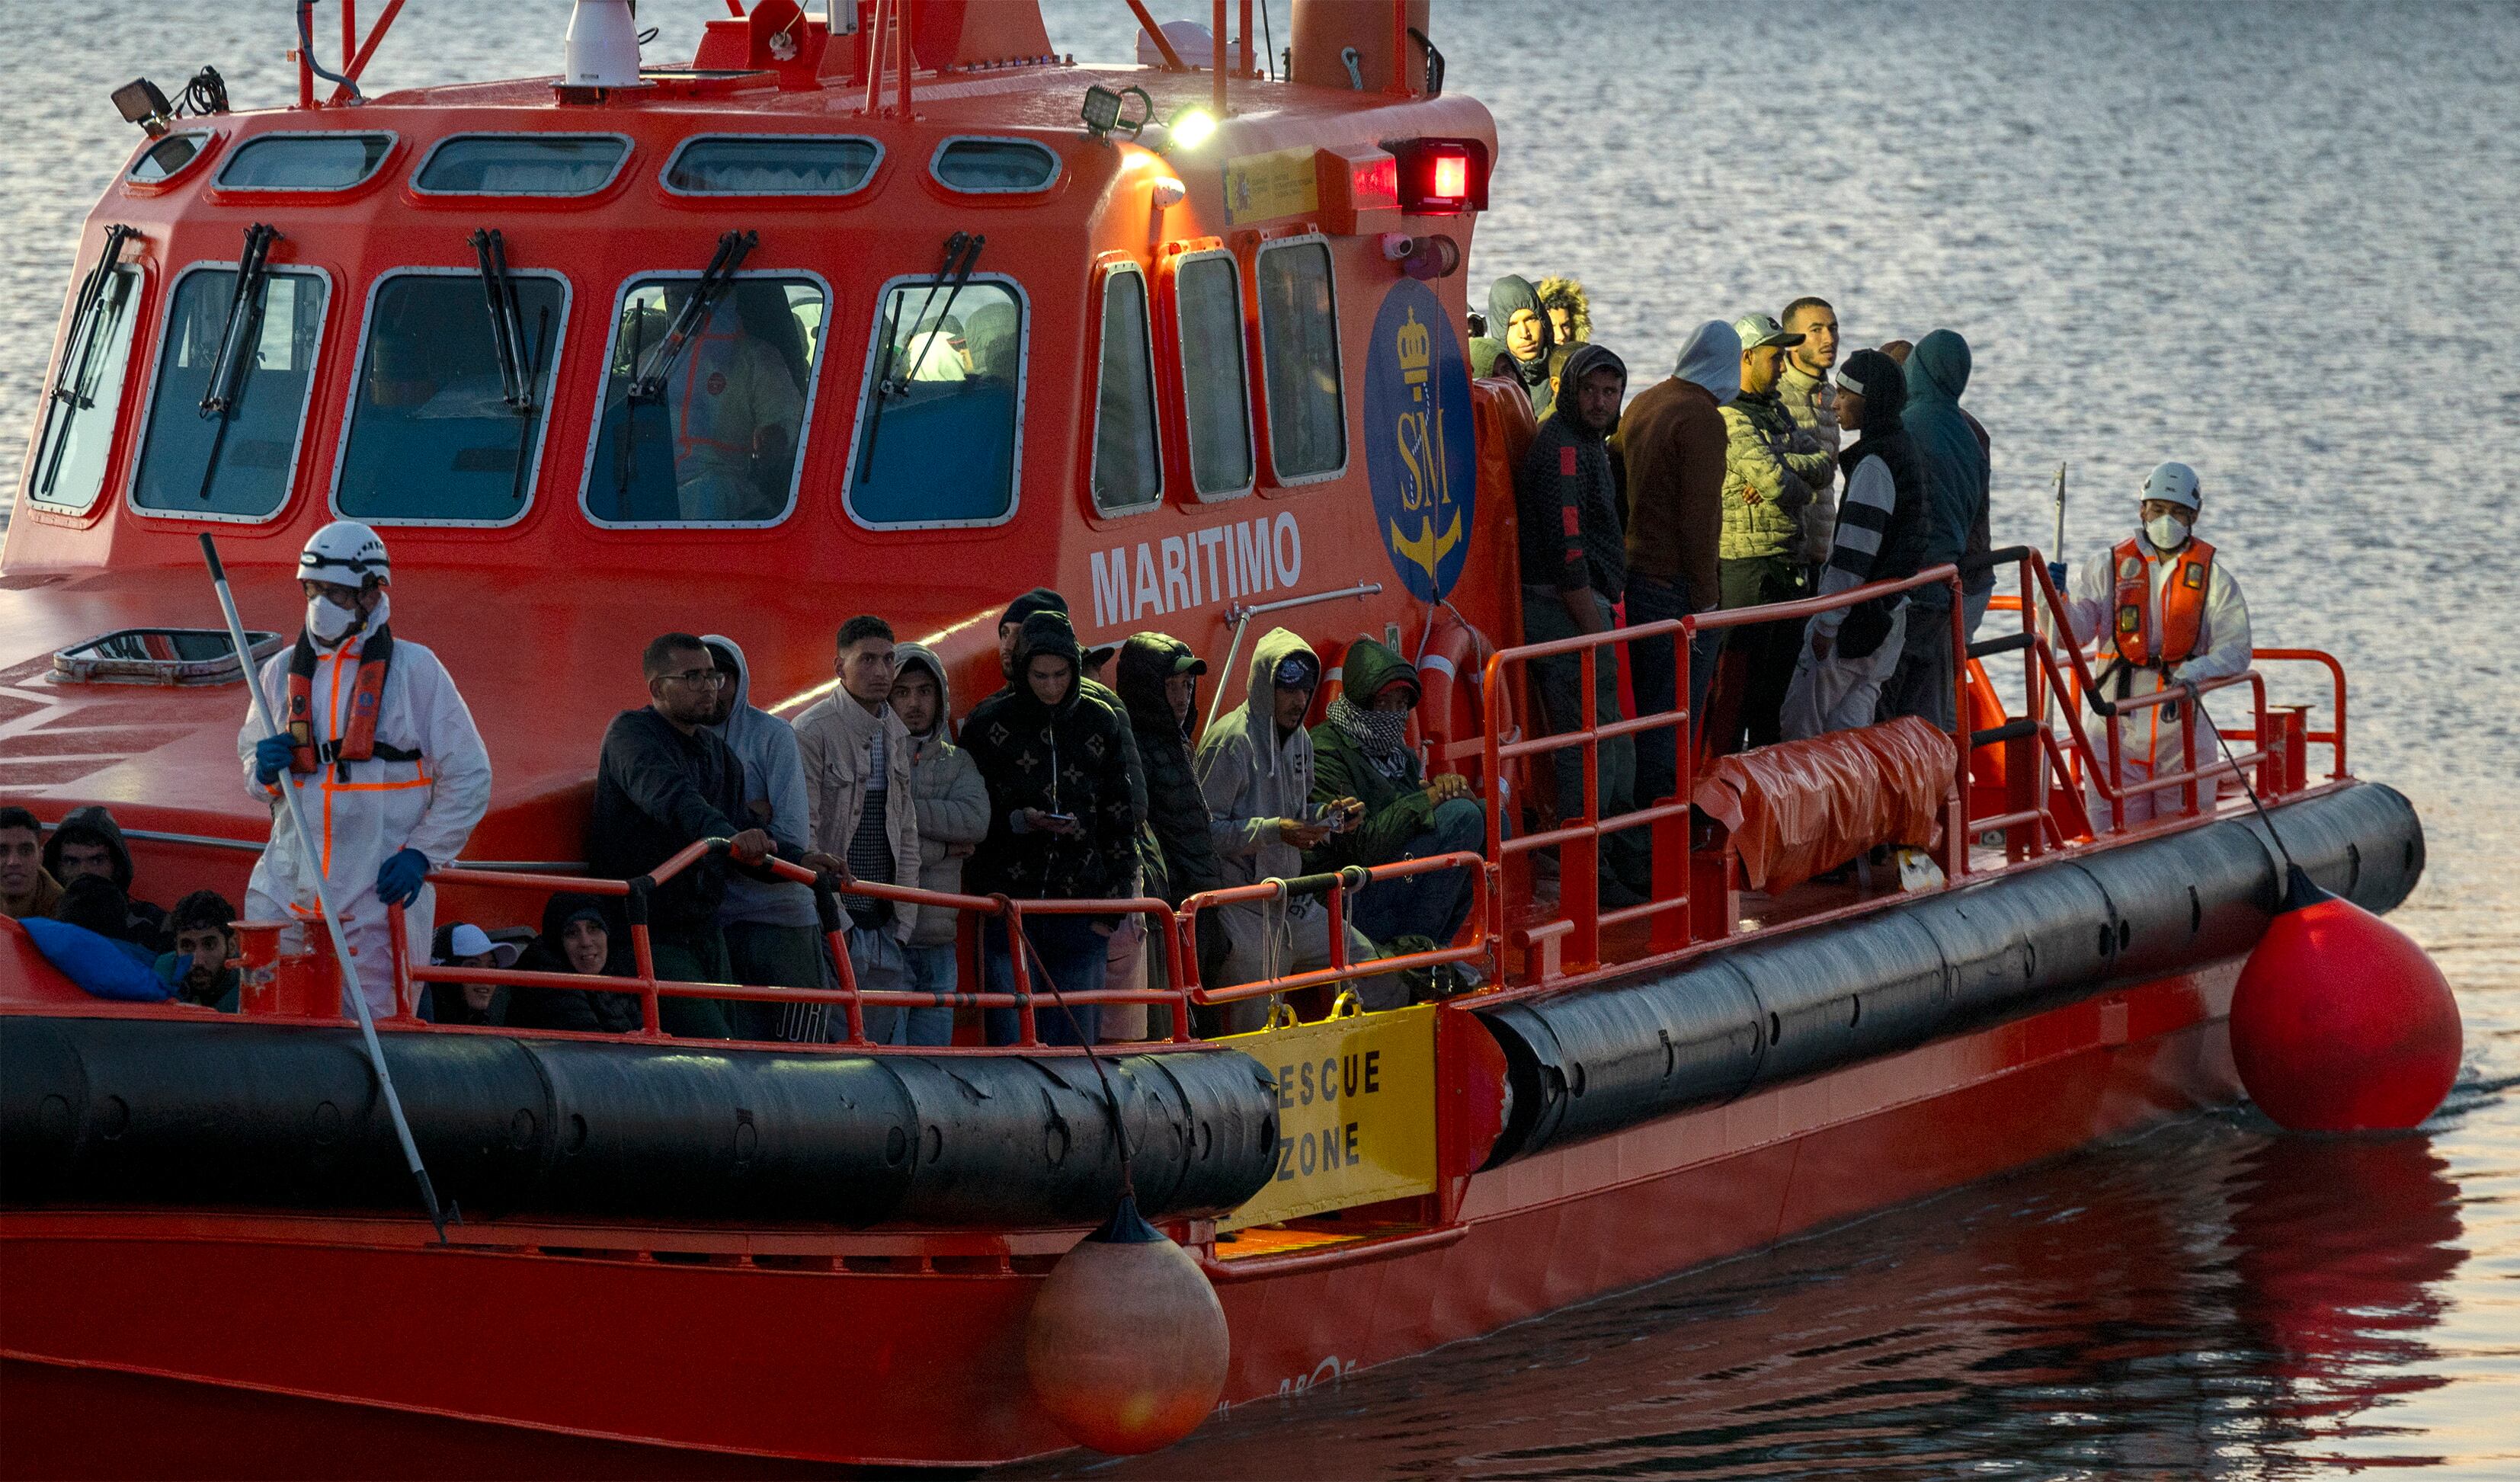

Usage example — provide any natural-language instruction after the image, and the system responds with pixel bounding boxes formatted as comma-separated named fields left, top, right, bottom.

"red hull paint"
left=0, top=963, right=2238, bottom=1474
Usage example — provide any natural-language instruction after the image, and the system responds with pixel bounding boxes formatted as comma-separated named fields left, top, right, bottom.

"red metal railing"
left=1177, top=852, right=1491, bottom=1007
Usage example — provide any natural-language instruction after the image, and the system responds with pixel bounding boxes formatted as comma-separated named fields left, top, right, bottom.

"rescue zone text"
left=1219, top=1002, right=1438, bottom=1232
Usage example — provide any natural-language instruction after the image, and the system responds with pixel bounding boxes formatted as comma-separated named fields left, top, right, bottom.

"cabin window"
left=1090, top=267, right=1161, bottom=515
left=1175, top=253, right=1254, bottom=500
left=845, top=277, right=1026, bottom=527
left=215, top=133, right=392, bottom=191
left=131, top=267, right=329, bottom=520
left=26, top=267, right=142, bottom=514
left=1254, top=238, right=1346, bottom=482
left=128, top=131, right=213, bottom=184
left=333, top=271, right=569, bottom=524
left=415, top=135, right=629, bottom=196
left=664, top=135, right=881, bottom=196
left=930, top=138, right=1061, bottom=194
left=582, top=275, right=825, bottom=526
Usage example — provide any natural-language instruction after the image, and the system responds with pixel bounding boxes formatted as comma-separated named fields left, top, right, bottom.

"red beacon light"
left=1388, top=137, right=1489, bottom=215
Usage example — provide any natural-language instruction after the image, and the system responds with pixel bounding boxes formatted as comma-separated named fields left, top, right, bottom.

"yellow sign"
left=1217, top=1003, right=1438, bottom=1231
left=1223, top=147, right=1319, bottom=226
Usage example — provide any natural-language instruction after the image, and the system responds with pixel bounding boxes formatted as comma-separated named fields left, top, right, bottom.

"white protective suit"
left=2057, top=531, right=2253, bottom=826
left=238, top=620, right=493, bottom=1016
left=669, top=296, right=805, bottom=522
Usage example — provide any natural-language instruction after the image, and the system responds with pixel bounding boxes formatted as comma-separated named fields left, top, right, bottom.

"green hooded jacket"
left=1305, top=638, right=1434, bottom=872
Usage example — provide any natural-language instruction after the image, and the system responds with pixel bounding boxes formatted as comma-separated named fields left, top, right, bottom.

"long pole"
left=200, top=533, right=447, bottom=1241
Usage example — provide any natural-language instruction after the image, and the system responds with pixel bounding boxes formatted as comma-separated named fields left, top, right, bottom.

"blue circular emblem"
left=1362, top=279, right=1477, bottom=601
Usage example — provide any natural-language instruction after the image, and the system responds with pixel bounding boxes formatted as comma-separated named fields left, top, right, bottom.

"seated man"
left=156, top=889, right=242, bottom=1012
left=43, top=805, right=165, bottom=949
left=1308, top=638, right=1484, bottom=955
left=0, top=806, right=62, bottom=920
left=1195, top=630, right=1386, bottom=1032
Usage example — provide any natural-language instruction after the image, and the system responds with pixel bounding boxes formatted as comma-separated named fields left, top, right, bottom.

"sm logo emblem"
left=1362, top=279, right=1475, bottom=600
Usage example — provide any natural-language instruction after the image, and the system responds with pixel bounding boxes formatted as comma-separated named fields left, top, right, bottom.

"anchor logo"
left=1389, top=511, right=1462, bottom=584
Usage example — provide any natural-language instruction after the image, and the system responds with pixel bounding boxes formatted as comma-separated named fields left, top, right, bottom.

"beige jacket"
left=795, top=692, right=921, bottom=941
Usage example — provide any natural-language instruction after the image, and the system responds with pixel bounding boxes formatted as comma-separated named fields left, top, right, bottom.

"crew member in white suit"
left=239, top=521, right=492, bottom=1016
left=2057, top=463, right=2253, bottom=827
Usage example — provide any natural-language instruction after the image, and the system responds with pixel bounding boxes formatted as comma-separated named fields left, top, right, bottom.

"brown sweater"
left=1609, top=375, right=1727, bottom=611
left=2, top=868, right=65, bottom=920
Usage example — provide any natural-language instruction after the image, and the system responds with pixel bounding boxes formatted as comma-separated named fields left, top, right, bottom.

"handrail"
left=1177, top=851, right=1491, bottom=1005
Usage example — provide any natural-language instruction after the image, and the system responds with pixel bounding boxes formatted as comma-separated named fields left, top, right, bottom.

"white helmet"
left=299, top=520, right=389, bottom=587
left=2141, top=462, right=2201, bottom=514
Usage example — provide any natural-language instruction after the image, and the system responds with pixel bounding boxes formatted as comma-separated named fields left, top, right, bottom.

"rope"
left=1012, top=911, right=1137, bottom=1199
left=2183, top=686, right=2301, bottom=875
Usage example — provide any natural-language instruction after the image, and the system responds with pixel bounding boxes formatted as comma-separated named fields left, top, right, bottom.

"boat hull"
left=2, top=957, right=2239, bottom=1475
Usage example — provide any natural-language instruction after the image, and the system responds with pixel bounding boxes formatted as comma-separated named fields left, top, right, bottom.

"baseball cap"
left=1084, top=641, right=1119, bottom=671
left=445, top=922, right=521, bottom=968
left=1166, top=651, right=1210, bottom=677
left=1731, top=312, right=1805, bottom=352
left=1272, top=651, right=1321, bottom=690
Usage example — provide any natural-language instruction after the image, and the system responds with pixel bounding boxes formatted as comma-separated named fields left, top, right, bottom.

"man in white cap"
left=2055, top=463, right=2252, bottom=827
left=240, top=520, right=493, bottom=1016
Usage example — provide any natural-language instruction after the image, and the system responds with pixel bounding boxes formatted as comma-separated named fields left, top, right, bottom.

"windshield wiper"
left=194, top=221, right=279, bottom=503
left=47, top=224, right=136, bottom=412
left=199, top=222, right=278, bottom=418
left=628, top=229, right=756, bottom=405
left=511, top=303, right=552, bottom=504
left=469, top=228, right=533, bottom=412
left=857, top=230, right=985, bottom=482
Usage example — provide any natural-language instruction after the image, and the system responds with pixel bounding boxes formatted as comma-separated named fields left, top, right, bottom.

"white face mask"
left=2145, top=513, right=2190, bottom=550
left=305, top=589, right=383, bottom=645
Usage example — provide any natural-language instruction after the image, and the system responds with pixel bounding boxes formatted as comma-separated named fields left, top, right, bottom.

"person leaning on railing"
left=588, top=632, right=834, bottom=1039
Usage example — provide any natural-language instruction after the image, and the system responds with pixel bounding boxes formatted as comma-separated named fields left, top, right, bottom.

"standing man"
left=795, top=616, right=924, bottom=1045
left=1614, top=320, right=1740, bottom=808
left=962, top=612, right=1140, bottom=1046
left=993, top=587, right=1147, bottom=834
left=1195, top=629, right=1382, bottom=1031
left=1776, top=296, right=1843, bottom=581
left=1718, top=312, right=1840, bottom=751
left=1780, top=349, right=1932, bottom=739
left=890, top=641, right=988, bottom=1047
left=1881, top=329, right=1989, bottom=730
left=590, top=632, right=820, bottom=1038
left=1516, top=342, right=1651, bottom=906
left=701, top=635, right=826, bottom=1041
left=2057, top=463, right=2252, bottom=827
left=242, top=521, right=492, bottom=1017
left=1116, top=632, right=1225, bottom=989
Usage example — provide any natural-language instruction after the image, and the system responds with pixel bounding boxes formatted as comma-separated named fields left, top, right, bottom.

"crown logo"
left=1397, top=308, right=1431, bottom=388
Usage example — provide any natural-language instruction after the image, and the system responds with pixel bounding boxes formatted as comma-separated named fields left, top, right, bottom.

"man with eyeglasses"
left=589, top=632, right=837, bottom=1038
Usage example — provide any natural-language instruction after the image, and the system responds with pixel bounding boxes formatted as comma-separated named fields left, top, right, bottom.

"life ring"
left=1414, top=605, right=1491, bottom=776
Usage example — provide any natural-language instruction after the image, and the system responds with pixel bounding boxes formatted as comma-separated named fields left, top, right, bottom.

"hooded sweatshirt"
left=43, top=805, right=165, bottom=946
left=1612, top=321, right=1740, bottom=610
left=1516, top=342, right=1629, bottom=599
left=700, top=636, right=818, bottom=933
left=962, top=612, right=1137, bottom=902
left=1900, top=329, right=1992, bottom=608
left=793, top=658, right=922, bottom=942
left=511, top=891, right=644, bottom=1034
left=892, top=642, right=989, bottom=948
left=1306, top=638, right=1438, bottom=871
left=1195, top=627, right=1320, bottom=904
left=1115, top=633, right=1223, bottom=910
left=1468, top=275, right=1558, bottom=419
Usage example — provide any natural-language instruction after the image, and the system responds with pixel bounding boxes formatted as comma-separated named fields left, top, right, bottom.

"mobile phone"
left=1043, top=811, right=1077, bottom=827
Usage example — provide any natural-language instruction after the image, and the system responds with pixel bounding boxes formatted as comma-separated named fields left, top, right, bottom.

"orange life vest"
left=2111, top=535, right=2216, bottom=669
left=287, top=626, right=414, bottom=780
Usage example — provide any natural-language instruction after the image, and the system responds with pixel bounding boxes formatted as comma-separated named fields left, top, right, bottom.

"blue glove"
left=253, top=733, right=296, bottom=786
left=376, top=847, right=430, bottom=907
left=2046, top=560, right=2069, bottom=592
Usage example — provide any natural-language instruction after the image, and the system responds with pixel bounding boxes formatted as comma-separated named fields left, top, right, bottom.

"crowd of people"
left=6, top=277, right=2250, bottom=1042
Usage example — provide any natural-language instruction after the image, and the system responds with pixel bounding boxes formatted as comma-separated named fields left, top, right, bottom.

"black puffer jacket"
left=1114, top=634, right=1222, bottom=907
left=961, top=613, right=1138, bottom=902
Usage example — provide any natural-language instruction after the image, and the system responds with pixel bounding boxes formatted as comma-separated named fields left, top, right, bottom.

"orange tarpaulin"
left=1691, top=716, right=1955, bottom=893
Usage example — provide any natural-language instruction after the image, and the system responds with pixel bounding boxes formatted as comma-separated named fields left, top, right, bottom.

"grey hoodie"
left=1195, top=626, right=1319, bottom=902
left=892, top=642, right=989, bottom=948
left=700, top=635, right=818, bottom=931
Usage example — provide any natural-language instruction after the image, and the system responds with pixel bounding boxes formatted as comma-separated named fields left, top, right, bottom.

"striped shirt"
left=1812, top=453, right=1897, bottom=638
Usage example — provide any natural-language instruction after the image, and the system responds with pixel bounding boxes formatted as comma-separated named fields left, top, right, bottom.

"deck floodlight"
left=1081, top=85, right=1156, bottom=146
left=112, top=77, right=172, bottom=136
left=1159, top=106, right=1217, bottom=154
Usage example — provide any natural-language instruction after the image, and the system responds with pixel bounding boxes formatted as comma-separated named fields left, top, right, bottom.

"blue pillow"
left=21, top=917, right=174, bottom=1003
